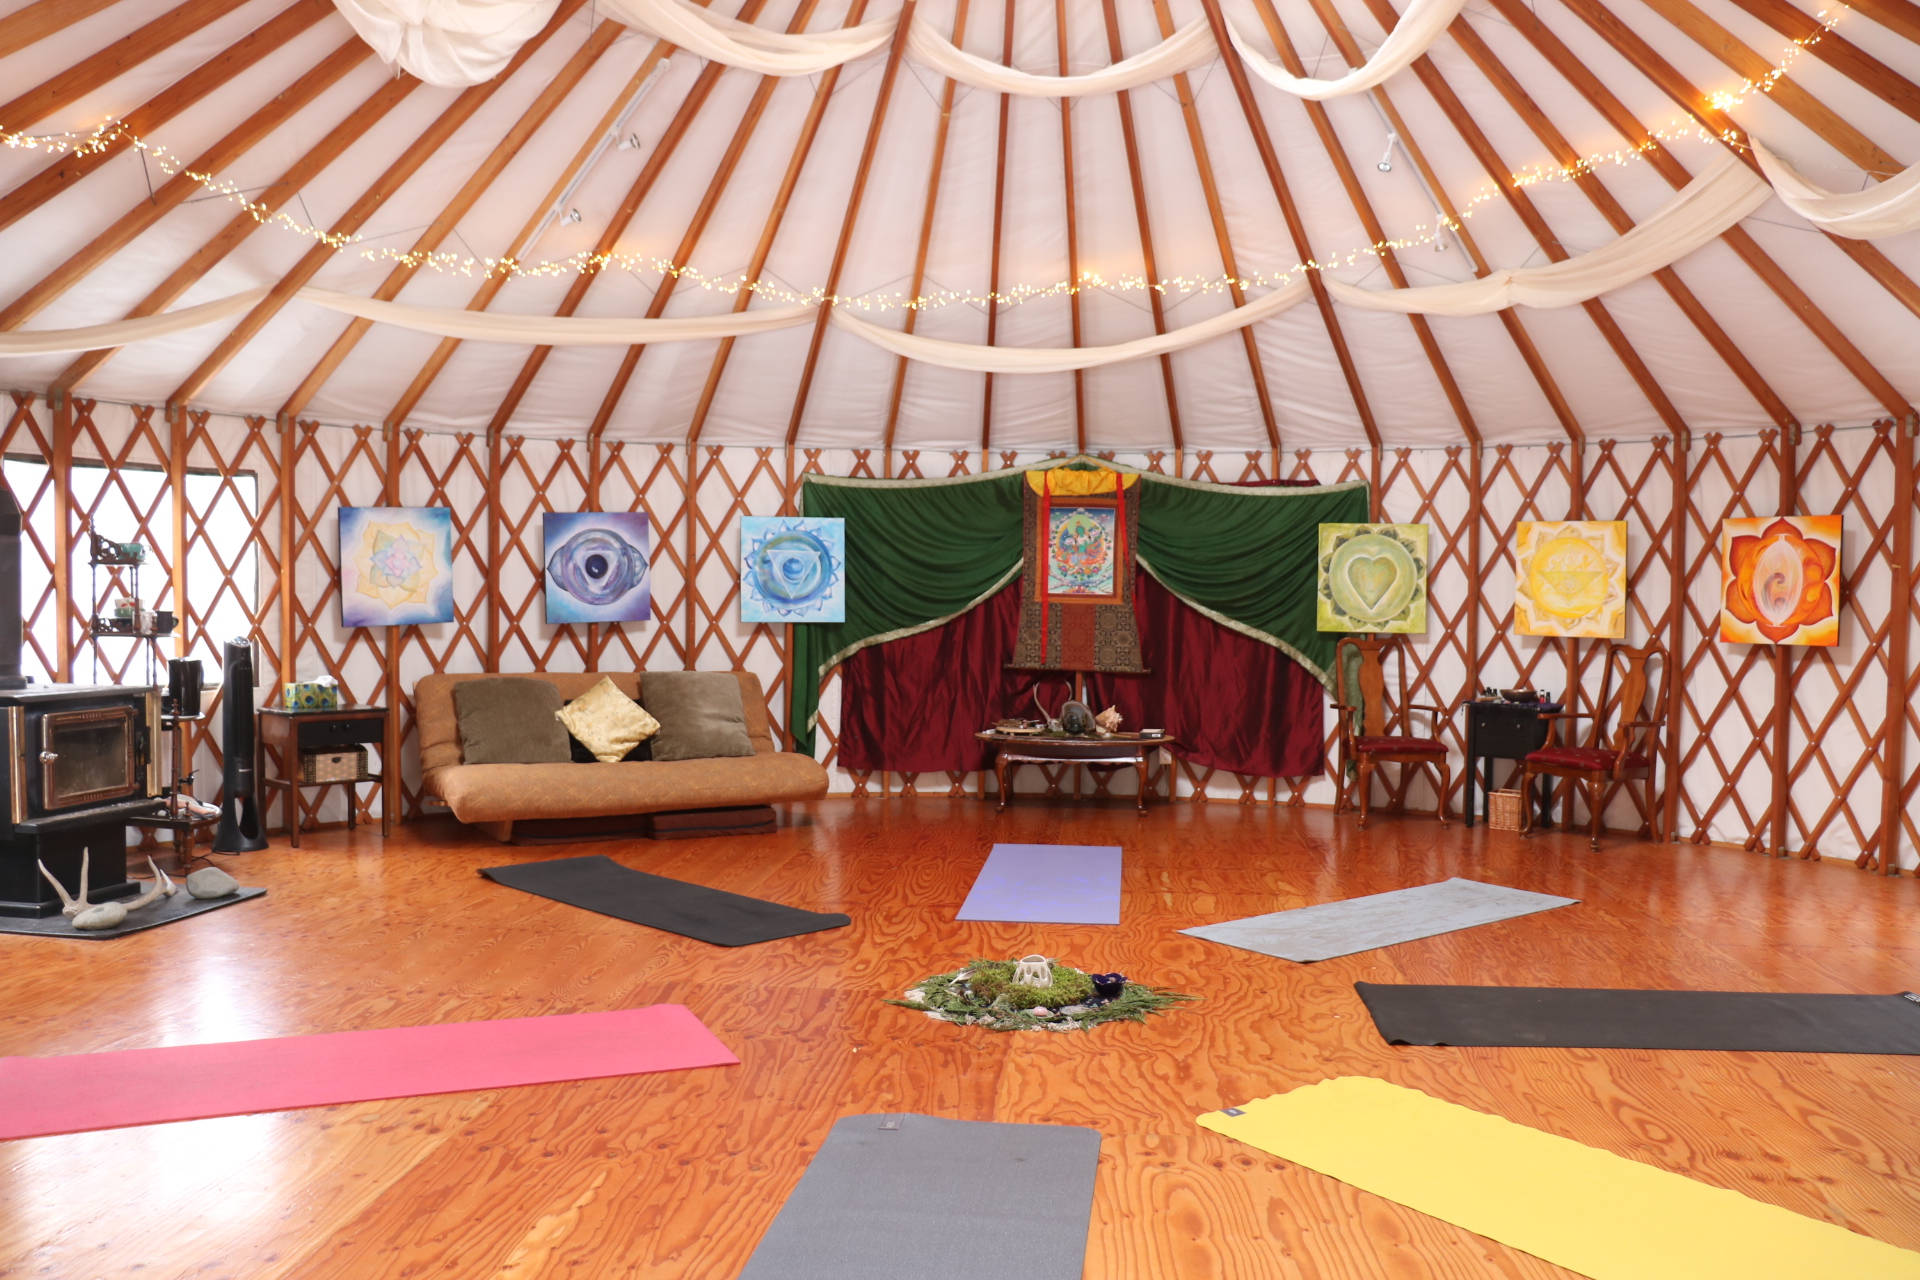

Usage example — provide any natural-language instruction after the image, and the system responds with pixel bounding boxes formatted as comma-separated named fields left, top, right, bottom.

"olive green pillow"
left=453, top=678, right=571, bottom=764
left=641, top=672, right=757, bottom=762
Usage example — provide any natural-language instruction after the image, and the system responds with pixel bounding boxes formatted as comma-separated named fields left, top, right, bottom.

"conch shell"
left=1094, top=705, right=1123, bottom=735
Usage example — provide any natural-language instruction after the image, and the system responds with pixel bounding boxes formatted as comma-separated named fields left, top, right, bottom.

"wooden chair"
left=1333, top=636, right=1452, bottom=829
left=1520, top=643, right=1666, bottom=851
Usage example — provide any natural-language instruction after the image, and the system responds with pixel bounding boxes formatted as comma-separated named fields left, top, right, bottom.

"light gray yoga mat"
left=1179, top=877, right=1579, bottom=963
left=737, top=1113, right=1101, bottom=1280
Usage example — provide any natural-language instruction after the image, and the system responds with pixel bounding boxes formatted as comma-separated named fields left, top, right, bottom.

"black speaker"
left=212, top=638, right=267, bottom=853
left=165, top=657, right=203, bottom=718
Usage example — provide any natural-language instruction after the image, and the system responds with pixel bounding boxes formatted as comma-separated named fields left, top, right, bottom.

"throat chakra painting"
left=1317, top=523, right=1429, bottom=633
left=1720, top=515, right=1842, bottom=646
left=1046, top=504, right=1118, bottom=600
left=740, top=516, right=845, bottom=623
left=338, top=507, right=453, bottom=627
left=544, top=511, right=651, bottom=624
left=1513, top=520, right=1628, bottom=638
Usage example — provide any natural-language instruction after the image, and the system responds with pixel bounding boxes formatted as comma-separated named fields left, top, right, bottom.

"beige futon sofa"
left=416, top=671, right=828, bottom=841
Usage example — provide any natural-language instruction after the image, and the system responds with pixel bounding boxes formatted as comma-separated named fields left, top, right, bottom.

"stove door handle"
left=38, top=750, right=56, bottom=763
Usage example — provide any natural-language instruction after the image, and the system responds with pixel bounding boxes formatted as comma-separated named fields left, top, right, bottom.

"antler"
left=37, top=849, right=90, bottom=918
left=121, top=858, right=177, bottom=912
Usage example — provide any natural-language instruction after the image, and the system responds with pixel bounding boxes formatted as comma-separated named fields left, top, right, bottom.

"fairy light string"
left=0, top=5, right=1849, bottom=313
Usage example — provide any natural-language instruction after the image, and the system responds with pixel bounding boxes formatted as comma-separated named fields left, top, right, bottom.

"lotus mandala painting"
left=544, top=512, right=652, bottom=624
left=1317, top=523, right=1429, bottom=633
left=740, top=517, right=845, bottom=623
left=1513, top=520, right=1628, bottom=638
left=1046, top=504, right=1119, bottom=601
left=1719, top=515, right=1842, bottom=646
left=338, top=507, right=453, bottom=627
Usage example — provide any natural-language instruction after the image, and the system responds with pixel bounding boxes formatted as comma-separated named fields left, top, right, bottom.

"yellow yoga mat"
left=1198, top=1076, right=1920, bottom=1280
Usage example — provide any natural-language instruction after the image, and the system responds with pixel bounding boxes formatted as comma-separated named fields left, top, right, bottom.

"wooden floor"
left=3, top=799, right=1918, bottom=1279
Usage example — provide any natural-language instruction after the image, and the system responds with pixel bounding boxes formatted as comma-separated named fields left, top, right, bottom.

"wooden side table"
left=975, top=731, right=1177, bottom=813
left=257, top=704, right=393, bottom=847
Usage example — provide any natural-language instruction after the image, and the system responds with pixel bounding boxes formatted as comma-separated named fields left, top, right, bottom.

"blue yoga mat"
left=956, top=844, right=1122, bottom=925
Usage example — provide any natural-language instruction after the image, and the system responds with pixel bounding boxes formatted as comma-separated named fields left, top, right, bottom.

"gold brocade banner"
left=1008, top=468, right=1146, bottom=673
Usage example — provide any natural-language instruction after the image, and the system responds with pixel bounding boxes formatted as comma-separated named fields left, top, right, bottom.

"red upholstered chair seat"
left=1353, top=735, right=1448, bottom=755
left=1527, top=745, right=1649, bottom=772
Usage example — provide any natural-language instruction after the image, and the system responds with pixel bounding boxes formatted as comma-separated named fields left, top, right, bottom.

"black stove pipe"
left=0, top=480, right=30, bottom=690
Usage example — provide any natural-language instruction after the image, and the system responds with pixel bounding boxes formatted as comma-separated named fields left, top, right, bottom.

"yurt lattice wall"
left=5, top=390, right=1916, bottom=869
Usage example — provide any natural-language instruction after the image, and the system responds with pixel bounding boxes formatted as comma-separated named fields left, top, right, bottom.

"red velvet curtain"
left=837, top=572, right=1328, bottom=778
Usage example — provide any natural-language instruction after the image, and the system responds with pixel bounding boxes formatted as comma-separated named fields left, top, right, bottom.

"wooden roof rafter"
left=1483, top=0, right=1915, bottom=421
left=1099, top=0, right=1185, bottom=462
left=280, top=12, right=625, bottom=422
left=167, top=0, right=591, bottom=410
left=0, top=0, right=124, bottom=62
left=683, top=3, right=874, bottom=449
left=1250, top=0, right=1477, bottom=446
left=1150, top=0, right=1280, bottom=454
left=782, top=0, right=921, bottom=448
left=1722, top=0, right=1920, bottom=123
left=1194, top=0, right=1383, bottom=450
left=0, top=0, right=337, bottom=234
left=583, top=0, right=829, bottom=445
left=1056, top=0, right=1088, bottom=454
left=879, top=0, right=973, bottom=466
left=979, top=0, right=1018, bottom=459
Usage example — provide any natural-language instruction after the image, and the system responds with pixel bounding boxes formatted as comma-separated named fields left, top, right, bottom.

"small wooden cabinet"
left=256, top=704, right=393, bottom=847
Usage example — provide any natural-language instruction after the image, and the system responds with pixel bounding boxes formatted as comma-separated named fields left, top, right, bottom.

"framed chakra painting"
left=1317, top=523, right=1429, bottom=633
left=1719, top=515, right=1842, bottom=646
left=741, top=516, right=845, bottom=623
left=544, top=511, right=651, bottom=624
left=1513, top=520, right=1628, bottom=638
left=338, top=507, right=454, bottom=627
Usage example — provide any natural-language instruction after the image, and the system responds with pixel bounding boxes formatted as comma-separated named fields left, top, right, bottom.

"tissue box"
left=283, top=679, right=341, bottom=710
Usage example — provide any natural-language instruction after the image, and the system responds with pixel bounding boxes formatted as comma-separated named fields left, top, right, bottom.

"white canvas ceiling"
left=2, top=0, right=1918, bottom=453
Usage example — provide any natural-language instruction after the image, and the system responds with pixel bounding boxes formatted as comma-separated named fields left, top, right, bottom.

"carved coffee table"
left=975, top=731, right=1177, bottom=813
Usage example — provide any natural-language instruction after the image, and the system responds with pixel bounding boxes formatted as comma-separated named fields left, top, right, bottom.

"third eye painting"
left=1317, top=523, right=1429, bottom=633
left=1720, top=515, right=1842, bottom=646
left=1513, top=520, right=1628, bottom=639
left=544, top=512, right=652, bottom=624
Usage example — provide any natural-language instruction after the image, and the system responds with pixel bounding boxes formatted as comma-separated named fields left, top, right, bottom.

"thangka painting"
left=1317, top=523, right=1429, bottom=633
left=1046, top=503, right=1120, bottom=603
left=338, top=507, right=454, bottom=627
left=1512, top=520, right=1628, bottom=638
left=740, top=516, right=845, bottom=623
left=1719, top=515, right=1842, bottom=646
left=544, top=511, right=651, bottom=624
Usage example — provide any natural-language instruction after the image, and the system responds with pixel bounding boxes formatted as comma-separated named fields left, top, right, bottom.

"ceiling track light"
left=1377, top=137, right=1396, bottom=173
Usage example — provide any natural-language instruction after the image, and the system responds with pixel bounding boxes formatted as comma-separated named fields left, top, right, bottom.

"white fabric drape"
left=829, top=281, right=1314, bottom=372
left=1327, top=157, right=1771, bottom=317
left=332, top=0, right=558, bottom=87
left=598, top=0, right=893, bottom=76
left=904, top=16, right=1214, bottom=96
left=0, top=288, right=271, bottom=356
left=1226, top=0, right=1465, bottom=99
left=1750, top=139, right=1920, bottom=240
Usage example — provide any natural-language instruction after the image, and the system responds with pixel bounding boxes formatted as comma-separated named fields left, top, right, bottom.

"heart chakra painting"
left=1513, top=520, right=1628, bottom=638
left=1719, top=515, right=1842, bottom=646
left=1317, top=523, right=1429, bottom=633
left=740, top=516, right=844, bottom=623
left=338, top=507, right=453, bottom=627
left=544, top=511, right=651, bottom=624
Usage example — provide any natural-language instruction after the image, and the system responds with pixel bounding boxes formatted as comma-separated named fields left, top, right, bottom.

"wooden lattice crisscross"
left=1, top=393, right=61, bottom=684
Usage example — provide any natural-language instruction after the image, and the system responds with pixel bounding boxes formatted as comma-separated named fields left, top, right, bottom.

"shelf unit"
left=85, top=530, right=174, bottom=688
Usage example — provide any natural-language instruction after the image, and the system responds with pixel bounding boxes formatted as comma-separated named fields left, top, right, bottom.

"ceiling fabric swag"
left=0, top=288, right=272, bottom=356
left=904, top=15, right=1214, bottom=96
left=788, top=461, right=1367, bottom=757
left=332, top=0, right=560, bottom=87
left=1749, top=139, right=1920, bottom=240
left=1326, top=157, right=1772, bottom=317
left=829, top=281, right=1312, bottom=372
left=1225, top=0, right=1466, bottom=98
left=599, top=0, right=894, bottom=75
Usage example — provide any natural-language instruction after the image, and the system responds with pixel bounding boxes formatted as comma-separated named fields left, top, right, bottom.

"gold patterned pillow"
left=554, top=677, right=660, bottom=763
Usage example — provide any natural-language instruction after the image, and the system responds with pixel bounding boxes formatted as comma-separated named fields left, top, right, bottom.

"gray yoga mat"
left=737, top=1113, right=1102, bottom=1280
left=1179, top=877, right=1578, bottom=963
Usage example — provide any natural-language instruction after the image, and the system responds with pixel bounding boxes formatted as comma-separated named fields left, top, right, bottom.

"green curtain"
left=789, top=461, right=1367, bottom=756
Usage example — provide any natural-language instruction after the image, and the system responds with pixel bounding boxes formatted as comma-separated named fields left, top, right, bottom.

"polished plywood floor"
left=3, top=799, right=1918, bottom=1279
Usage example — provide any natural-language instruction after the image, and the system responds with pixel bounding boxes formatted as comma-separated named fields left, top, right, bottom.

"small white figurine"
left=1012, top=955, right=1053, bottom=988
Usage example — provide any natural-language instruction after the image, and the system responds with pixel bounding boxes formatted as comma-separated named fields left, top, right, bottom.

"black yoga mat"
left=737, top=1113, right=1102, bottom=1280
left=1357, top=982, right=1920, bottom=1054
left=479, top=855, right=849, bottom=947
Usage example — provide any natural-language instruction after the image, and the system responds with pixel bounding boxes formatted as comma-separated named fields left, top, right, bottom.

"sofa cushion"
left=642, top=671, right=757, bottom=762
left=558, top=677, right=661, bottom=763
left=431, top=754, right=830, bottom=824
left=454, top=678, right=571, bottom=764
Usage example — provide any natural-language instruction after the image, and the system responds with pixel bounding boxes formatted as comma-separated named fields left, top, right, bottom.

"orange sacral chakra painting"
left=1719, top=515, right=1843, bottom=646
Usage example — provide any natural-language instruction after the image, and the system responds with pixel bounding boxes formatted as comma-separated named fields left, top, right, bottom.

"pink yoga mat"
left=0, top=1003, right=736, bottom=1141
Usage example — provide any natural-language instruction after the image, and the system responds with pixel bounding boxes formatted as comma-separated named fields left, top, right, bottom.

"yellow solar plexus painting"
left=1513, top=520, right=1628, bottom=638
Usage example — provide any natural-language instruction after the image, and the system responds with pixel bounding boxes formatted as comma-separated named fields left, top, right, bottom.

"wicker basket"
left=300, top=746, right=369, bottom=784
left=1487, top=789, right=1525, bottom=831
